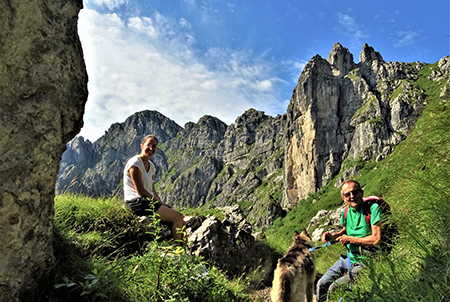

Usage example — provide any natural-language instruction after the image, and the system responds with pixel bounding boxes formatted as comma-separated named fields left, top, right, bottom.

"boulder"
left=308, top=205, right=345, bottom=242
left=187, top=206, right=255, bottom=266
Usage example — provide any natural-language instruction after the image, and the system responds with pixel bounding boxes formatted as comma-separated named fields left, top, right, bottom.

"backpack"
left=344, top=196, right=397, bottom=252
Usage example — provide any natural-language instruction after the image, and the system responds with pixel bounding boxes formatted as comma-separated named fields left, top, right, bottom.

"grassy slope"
left=47, top=62, right=448, bottom=302
left=49, top=195, right=254, bottom=302
left=265, top=62, right=450, bottom=300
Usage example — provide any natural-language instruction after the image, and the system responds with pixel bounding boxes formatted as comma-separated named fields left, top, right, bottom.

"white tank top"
left=123, top=155, right=155, bottom=201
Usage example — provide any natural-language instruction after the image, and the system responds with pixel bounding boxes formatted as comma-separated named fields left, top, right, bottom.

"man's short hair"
left=340, top=179, right=362, bottom=195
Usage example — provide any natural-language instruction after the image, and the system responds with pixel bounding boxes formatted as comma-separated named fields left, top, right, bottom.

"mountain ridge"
left=56, top=42, right=450, bottom=230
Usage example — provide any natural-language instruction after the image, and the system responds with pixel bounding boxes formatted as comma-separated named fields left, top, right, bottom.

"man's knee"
left=174, top=211, right=184, bottom=223
left=316, top=275, right=328, bottom=289
left=316, top=276, right=330, bottom=302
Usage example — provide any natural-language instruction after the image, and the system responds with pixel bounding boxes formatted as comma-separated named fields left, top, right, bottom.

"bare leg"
left=155, top=206, right=186, bottom=245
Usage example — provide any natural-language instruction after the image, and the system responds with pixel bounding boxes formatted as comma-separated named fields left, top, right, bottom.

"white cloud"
left=77, top=8, right=284, bottom=141
left=182, top=0, right=196, bottom=5
left=335, top=12, right=368, bottom=48
left=227, top=3, right=235, bottom=12
left=128, top=17, right=158, bottom=38
left=393, top=30, right=423, bottom=48
left=91, top=0, right=126, bottom=10
left=179, top=18, right=191, bottom=29
left=256, top=80, right=273, bottom=91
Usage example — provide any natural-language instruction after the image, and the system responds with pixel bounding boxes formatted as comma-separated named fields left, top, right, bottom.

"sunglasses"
left=342, top=189, right=361, bottom=198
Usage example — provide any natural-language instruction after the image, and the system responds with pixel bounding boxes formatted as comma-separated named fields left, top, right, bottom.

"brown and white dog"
left=271, top=229, right=316, bottom=302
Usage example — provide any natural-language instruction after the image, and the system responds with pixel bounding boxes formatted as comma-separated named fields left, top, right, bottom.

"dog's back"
left=271, top=229, right=316, bottom=302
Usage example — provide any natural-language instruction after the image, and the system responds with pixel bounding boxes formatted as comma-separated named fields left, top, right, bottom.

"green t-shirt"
left=340, top=202, right=382, bottom=263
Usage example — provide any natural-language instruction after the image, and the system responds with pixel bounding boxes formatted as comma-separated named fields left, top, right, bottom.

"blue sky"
left=77, top=0, right=449, bottom=142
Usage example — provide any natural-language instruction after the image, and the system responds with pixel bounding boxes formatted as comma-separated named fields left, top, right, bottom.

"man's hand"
left=322, top=228, right=346, bottom=243
left=337, top=235, right=351, bottom=246
left=322, top=231, right=332, bottom=243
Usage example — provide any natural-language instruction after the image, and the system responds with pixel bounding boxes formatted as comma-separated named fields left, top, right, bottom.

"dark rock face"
left=0, top=0, right=88, bottom=300
left=284, top=43, right=432, bottom=208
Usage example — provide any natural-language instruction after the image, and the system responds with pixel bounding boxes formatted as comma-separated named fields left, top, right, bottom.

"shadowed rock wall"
left=283, top=43, right=429, bottom=208
left=0, top=0, right=88, bottom=300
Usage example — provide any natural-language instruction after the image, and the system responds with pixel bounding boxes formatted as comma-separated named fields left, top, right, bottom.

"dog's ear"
left=302, top=228, right=312, bottom=240
left=294, top=230, right=300, bottom=236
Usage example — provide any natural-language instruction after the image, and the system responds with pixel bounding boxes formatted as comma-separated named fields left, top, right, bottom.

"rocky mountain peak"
left=120, top=110, right=183, bottom=143
left=327, top=42, right=356, bottom=77
left=233, top=108, right=269, bottom=129
left=301, top=54, right=334, bottom=78
left=56, top=110, right=183, bottom=196
left=196, top=115, right=228, bottom=142
left=359, top=43, right=385, bottom=64
left=168, top=115, right=227, bottom=151
left=284, top=43, right=434, bottom=207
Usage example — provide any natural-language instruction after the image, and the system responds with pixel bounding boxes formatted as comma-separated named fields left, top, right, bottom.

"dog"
left=271, top=229, right=316, bottom=302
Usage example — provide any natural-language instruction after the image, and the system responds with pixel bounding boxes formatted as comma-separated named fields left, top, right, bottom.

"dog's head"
left=294, top=228, right=312, bottom=243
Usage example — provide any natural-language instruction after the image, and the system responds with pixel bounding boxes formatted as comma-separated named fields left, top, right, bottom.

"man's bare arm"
left=337, top=224, right=381, bottom=247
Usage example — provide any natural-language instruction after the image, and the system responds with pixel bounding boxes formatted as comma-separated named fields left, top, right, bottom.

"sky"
left=77, top=0, right=449, bottom=142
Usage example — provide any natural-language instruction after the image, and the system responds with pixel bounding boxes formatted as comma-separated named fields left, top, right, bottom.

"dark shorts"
left=125, top=197, right=162, bottom=216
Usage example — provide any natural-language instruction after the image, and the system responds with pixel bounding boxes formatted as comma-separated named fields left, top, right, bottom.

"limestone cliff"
left=284, top=43, right=430, bottom=208
left=0, top=0, right=88, bottom=300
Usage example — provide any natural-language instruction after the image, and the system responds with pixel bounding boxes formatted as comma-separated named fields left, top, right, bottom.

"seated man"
left=316, top=179, right=382, bottom=301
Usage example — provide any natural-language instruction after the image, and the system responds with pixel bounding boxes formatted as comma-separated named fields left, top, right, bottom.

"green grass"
left=264, top=61, right=450, bottom=301
left=333, top=101, right=450, bottom=301
left=181, top=207, right=226, bottom=221
left=42, top=194, right=255, bottom=302
left=338, top=78, right=450, bottom=302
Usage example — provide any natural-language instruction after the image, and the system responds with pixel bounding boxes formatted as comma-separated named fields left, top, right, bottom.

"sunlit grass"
left=264, top=61, right=450, bottom=301
left=45, top=194, right=262, bottom=301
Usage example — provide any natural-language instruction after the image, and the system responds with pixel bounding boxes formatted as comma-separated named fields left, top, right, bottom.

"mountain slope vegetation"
left=265, top=61, right=450, bottom=301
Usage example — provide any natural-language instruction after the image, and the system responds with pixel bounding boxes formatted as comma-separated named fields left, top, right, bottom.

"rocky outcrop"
left=308, top=205, right=346, bottom=242
left=438, top=56, right=450, bottom=102
left=284, top=43, right=432, bottom=208
left=327, top=42, right=356, bottom=77
left=186, top=205, right=255, bottom=272
left=0, top=0, right=88, bottom=300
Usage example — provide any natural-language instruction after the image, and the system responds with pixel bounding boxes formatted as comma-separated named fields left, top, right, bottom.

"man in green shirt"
left=316, top=179, right=382, bottom=301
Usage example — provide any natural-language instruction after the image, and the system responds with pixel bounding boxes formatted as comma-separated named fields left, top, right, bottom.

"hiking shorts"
left=125, top=197, right=162, bottom=216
